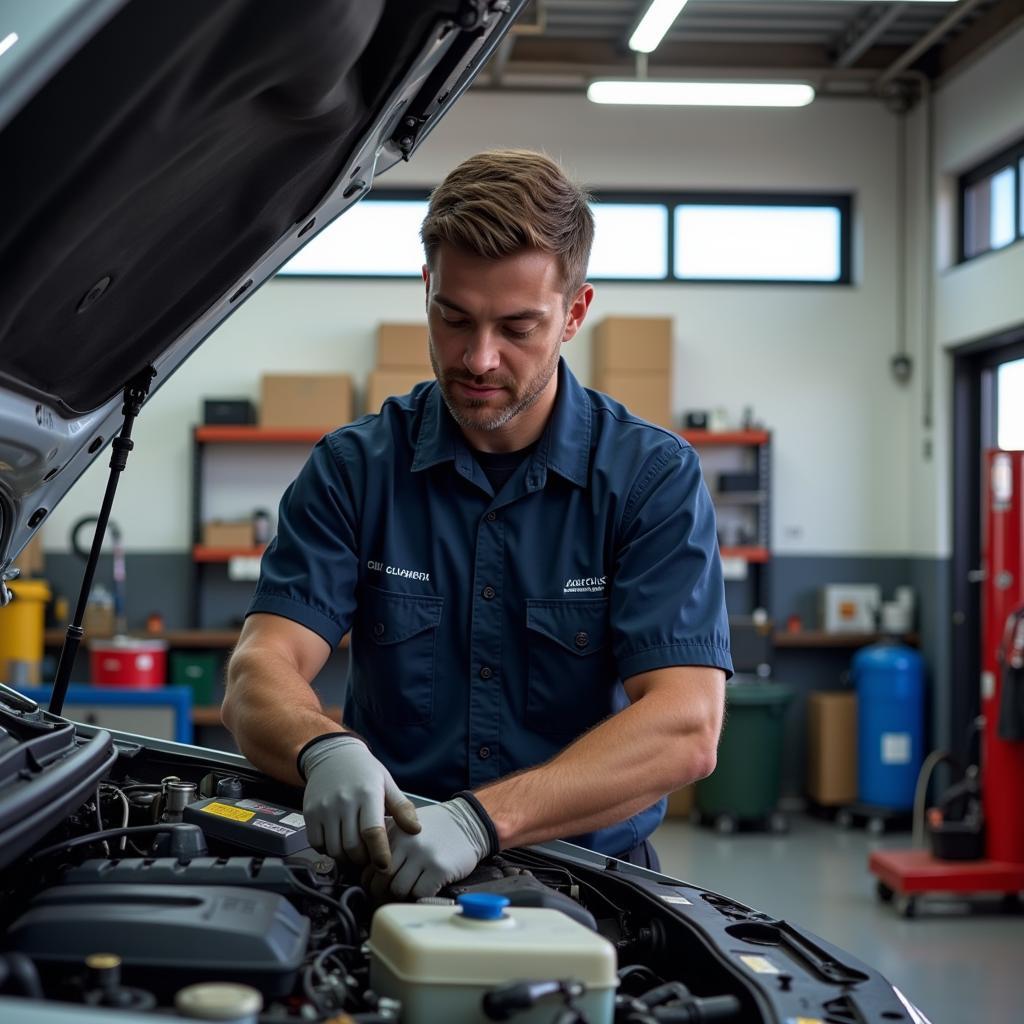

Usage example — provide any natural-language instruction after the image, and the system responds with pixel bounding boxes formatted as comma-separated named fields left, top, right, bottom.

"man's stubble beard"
left=429, top=336, right=562, bottom=434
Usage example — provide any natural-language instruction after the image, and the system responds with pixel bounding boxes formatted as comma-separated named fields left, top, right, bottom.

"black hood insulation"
left=0, top=0, right=462, bottom=413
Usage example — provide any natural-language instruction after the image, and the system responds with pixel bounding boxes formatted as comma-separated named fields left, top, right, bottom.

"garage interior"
left=5, top=2, right=1024, bottom=1022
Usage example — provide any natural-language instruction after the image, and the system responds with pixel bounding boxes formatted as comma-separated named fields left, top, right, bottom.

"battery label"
left=739, top=954, right=779, bottom=975
left=252, top=819, right=296, bottom=837
left=201, top=802, right=255, bottom=822
left=236, top=799, right=286, bottom=818
left=281, top=812, right=306, bottom=828
left=881, top=733, right=911, bottom=765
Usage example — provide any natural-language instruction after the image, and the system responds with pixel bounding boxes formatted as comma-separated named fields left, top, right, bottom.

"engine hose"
left=912, top=750, right=959, bottom=849
left=0, top=953, right=44, bottom=998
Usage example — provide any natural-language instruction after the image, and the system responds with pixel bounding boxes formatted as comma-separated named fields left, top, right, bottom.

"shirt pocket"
left=525, top=597, right=612, bottom=737
left=351, top=585, right=444, bottom=726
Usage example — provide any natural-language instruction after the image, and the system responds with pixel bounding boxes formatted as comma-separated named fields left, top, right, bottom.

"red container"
left=90, top=637, right=168, bottom=688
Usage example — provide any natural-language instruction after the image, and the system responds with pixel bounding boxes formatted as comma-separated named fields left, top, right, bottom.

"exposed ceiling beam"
left=509, top=34, right=906, bottom=72
left=834, top=3, right=907, bottom=69
left=878, top=0, right=989, bottom=87
left=933, top=0, right=1024, bottom=80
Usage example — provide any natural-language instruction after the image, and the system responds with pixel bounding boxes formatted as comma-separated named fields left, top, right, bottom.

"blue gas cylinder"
left=852, top=643, right=925, bottom=810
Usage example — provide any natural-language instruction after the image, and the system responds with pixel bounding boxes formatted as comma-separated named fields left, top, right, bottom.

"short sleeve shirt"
left=248, top=359, right=733, bottom=855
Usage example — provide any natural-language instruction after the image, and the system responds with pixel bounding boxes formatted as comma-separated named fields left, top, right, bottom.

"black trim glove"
left=368, top=796, right=497, bottom=900
left=300, top=733, right=420, bottom=870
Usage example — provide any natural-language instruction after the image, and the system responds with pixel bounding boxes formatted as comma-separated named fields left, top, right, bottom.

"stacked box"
left=260, top=374, right=353, bottom=428
left=806, top=691, right=858, bottom=806
left=591, top=317, right=673, bottom=429
left=366, top=323, right=433, bottom=415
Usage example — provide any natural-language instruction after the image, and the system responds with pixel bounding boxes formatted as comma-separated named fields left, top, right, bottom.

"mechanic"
left=222, top=150, right=732, bottom=900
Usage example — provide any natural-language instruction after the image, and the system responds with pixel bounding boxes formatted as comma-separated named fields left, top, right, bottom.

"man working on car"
left=222, top=150, right=732, bottom=899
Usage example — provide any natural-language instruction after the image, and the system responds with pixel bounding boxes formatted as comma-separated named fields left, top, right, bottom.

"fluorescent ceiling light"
left=587, top=80, right=815, bottom=108
left=629, top=0, right=690, bottom=54
left=0, top=32, right=19, bottom=58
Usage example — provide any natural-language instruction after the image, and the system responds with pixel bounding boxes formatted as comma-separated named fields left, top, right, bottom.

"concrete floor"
left=651, top=815, right=1022, bottom=1024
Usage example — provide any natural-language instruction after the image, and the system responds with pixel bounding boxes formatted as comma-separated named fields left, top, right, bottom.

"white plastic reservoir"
left=368, top=893, right=618, bottom=1024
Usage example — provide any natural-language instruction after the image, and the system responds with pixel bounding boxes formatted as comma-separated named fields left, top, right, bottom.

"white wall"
left=903, top=23, right=1024, bottom=559
left=46, top=92, right=911, bottom=557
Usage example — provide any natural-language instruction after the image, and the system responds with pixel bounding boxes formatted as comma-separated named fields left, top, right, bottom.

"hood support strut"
left=49, top=367, right=156, bottom=716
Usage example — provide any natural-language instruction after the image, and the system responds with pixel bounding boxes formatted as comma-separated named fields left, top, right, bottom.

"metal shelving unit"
left=681, top=430, right=772, bottom=609
left=189, top=426, right=325, bottom=627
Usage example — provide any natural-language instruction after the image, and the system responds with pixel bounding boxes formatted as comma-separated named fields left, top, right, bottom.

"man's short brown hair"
left=420, top=149, right=594, bottom=297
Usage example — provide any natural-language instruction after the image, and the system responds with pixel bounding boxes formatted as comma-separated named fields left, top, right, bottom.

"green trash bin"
left=169, top=651, right=220, bottom=708
left=695, top=680, right=794, bottom=833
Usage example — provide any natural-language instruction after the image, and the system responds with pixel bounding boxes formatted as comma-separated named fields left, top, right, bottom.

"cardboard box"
left=593, top=317, right=672, bottom=376
left=806, top=691, right=858, bottom=806
left=593, top=371, right=672, bottom=429
left=260, top=374, right=353, bottom=429
left=366, top=370, right=432, bottom=415
left=665, top=784, right=695, bottom=819
left=377, top=323, right=431, bottom=370
left=202, top=520, right=254, bottom=549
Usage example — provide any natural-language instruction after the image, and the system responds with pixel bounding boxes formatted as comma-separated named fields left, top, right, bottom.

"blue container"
left=853, top=644, right=925, bottom=810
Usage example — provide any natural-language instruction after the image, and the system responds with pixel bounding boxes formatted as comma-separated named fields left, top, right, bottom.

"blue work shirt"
left=248, top=359, right=733, bottom=856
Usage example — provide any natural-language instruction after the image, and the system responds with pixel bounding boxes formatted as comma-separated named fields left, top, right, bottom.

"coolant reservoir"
left=368, top=893, right=617, bottom=1024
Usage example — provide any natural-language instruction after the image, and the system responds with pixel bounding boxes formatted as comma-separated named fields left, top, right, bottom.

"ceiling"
left=481, top=0, right=1024, bottom=102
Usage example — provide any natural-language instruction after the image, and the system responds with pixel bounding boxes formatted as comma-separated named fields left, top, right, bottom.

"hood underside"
left=0, top=0, right=522, bottom=573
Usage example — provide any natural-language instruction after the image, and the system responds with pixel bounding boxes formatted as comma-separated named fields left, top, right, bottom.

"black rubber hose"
left=0, top=953, right=44, bottom=998
left=29, top=824, right=201, bottom=863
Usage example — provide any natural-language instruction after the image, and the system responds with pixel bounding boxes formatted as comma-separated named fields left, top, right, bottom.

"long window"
left=279, top=190, right=851, bottom=284
left=959, top=137, right=1024, bottom=263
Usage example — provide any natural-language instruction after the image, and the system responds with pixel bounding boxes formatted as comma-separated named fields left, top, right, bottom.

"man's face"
left=424, top=244, right=591, bottom=445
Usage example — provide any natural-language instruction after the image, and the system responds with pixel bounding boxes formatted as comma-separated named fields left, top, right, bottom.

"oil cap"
left=458, top=892, right=510, bottom=920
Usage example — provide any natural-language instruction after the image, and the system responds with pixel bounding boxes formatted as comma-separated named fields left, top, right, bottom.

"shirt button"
left=482, top=585, right=496, bottom=600
left=478, top=746, right=491, bottom=760
left=486, top=511, right=497, bottom=522
left=574, top=631, right=589, bottom=649
left=479, top=665, right=493, bottom=680
left=373, top=622, right=385, bottom=638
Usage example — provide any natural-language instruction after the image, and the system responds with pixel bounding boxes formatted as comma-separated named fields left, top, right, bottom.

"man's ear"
left=422, top=264, right=430, bottom=308
left=562, top=283, right=595, bottom=342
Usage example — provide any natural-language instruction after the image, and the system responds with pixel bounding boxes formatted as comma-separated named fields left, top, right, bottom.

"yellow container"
left=0, top=579, right=51, bottom=685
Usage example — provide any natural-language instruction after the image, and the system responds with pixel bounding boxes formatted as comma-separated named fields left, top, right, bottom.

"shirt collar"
left=411, top=358, right=591, bottom=488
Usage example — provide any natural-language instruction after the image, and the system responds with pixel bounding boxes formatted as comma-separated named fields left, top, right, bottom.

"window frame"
left=958, top=137, right=1024, bottom=264
left=277, top=187, right=853, bottom=286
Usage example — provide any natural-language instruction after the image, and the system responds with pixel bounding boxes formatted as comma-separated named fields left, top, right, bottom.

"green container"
left=169, top=651, right=219, bottom=707
left=696, top=681, right=794, bottom=821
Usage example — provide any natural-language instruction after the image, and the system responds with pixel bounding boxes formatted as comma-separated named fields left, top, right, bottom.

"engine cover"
left=8, top=883, right=309, bottom=997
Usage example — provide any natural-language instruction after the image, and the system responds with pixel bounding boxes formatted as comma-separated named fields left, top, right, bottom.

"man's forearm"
left=474, top=671, right=722, bottom=850
left=221, top=648, right=343, bottom=786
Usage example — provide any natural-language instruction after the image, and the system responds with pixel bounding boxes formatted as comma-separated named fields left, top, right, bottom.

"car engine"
left=0, top=766, right=747, bottom=1023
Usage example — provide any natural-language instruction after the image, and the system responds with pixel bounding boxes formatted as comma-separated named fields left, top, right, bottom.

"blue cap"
left=457, top=893, right=510, bottom=921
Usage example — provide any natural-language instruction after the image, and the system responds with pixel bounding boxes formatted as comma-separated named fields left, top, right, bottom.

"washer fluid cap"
left=174, top=982, right=263, bottom=1021
left=458, top=892, right=510, bottom=920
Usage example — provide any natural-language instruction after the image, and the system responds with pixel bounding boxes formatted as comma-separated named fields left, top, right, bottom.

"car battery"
left=183, top=797, right=309, bottom=856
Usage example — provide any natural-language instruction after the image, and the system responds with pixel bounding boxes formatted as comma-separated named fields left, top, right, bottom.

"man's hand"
left=301, top=734, right=421, bottom=870
left=367, top=798, right=494, bottom=900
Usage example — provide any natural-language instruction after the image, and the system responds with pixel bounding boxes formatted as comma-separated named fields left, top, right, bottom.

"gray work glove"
left=367, top=795, right=497, bottom=900
left=301, top=734, right=420, bottom=870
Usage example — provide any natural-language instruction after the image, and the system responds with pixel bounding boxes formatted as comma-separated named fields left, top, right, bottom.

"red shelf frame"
left=681, top=430, right=771, bottom=446
left=194, top=426, right=326, bottom=444
left=193, top=545, right=267, bottom=562
left=719, top=546, right=770, bottom=563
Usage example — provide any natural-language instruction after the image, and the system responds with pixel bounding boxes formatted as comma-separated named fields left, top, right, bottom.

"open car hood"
left=0, top=0, right=523, bottom=579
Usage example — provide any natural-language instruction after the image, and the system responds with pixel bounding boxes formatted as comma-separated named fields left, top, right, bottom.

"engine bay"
left=0, top=766, right=750, bottom=1022
left=0, top=700, right=925, bottom=1024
